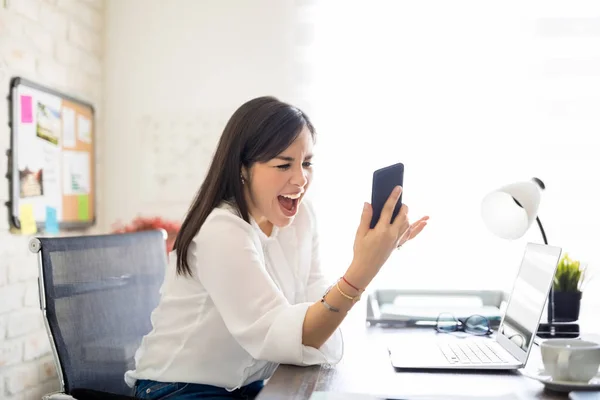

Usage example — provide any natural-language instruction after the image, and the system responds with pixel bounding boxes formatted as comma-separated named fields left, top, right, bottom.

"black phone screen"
left=370, top=163, right=404, bottom=229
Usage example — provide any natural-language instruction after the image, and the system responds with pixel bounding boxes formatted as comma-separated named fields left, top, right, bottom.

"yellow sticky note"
left=19, top=204, right=37, bottom=235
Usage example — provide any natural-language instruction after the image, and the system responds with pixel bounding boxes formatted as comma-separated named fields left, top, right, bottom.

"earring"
left=240, top=173, right=245, bottom=184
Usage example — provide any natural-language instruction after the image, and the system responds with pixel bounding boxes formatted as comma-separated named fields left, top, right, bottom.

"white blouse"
left=124, top=199, right=343, bottom=391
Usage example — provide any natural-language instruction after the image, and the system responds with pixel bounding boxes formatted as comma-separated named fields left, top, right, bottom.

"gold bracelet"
left=335, top=281, right=361, bottom=303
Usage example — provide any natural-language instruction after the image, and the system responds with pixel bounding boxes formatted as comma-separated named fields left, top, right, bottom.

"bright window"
left=299, top=1, right=600, bottom=291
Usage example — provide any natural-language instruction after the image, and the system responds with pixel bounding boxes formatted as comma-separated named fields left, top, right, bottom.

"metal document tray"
left=366, top=289, right=509, bottom=329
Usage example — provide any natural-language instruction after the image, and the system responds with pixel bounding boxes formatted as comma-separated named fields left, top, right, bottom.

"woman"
left=125, top=96, right=428, bottom=399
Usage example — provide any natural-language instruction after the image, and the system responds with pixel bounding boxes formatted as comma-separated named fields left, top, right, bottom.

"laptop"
left=388, top=242, right=562, bottom=370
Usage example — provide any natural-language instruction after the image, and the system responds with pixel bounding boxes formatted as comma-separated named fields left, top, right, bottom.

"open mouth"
left=278, top=192, right=302, bottom=217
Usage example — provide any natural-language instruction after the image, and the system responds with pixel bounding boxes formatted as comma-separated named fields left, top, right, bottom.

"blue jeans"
left=134, top=379, right=264, bottom=400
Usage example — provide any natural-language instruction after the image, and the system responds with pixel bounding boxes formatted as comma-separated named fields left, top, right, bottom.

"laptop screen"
left=498, top=242, right=562, bottom=356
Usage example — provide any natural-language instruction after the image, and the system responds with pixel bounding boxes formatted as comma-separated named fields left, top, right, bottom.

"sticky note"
left=19, top=204, right=37, bottom=234
left=77, top=195, right=89, bottom=221
left=45, top=206, right=59, bottom=234
left=20, top=95, right=33, bottom=123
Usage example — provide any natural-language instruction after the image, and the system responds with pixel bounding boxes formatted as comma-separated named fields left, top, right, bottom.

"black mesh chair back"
left=31, top=230, right=167, bottom=396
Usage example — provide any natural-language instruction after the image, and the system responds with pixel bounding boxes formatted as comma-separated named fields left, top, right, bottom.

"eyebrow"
left=275, top=154, right=313, bottom=162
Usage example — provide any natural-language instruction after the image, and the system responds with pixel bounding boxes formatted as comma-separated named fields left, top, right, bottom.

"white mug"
left=541, top=339, right=600, bottom=382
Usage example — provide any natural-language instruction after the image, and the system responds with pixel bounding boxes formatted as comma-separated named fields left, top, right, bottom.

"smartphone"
left=370, top=163, right=404, bottom=229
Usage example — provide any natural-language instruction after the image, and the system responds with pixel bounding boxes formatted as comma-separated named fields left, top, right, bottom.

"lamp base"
left=536, top=322, right=580, bottom=339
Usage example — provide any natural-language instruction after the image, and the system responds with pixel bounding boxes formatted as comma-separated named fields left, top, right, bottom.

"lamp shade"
left=481, top=178, right=544, bottom=240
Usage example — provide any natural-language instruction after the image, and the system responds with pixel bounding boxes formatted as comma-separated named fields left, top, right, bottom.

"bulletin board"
left=6, top=77, right=96, bottom=232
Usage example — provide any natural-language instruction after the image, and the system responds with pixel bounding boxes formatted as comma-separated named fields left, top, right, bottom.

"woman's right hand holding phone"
left=302, top=186, right=427, bottom=350
left=345, top=186, right=428, bottom=290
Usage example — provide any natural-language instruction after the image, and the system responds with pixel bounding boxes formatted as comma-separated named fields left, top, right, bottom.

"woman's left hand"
left=397, top=216, right=429, bottom=247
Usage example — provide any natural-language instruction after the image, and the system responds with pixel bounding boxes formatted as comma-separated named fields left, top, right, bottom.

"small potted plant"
left=552, top=253, right=590, bottom=322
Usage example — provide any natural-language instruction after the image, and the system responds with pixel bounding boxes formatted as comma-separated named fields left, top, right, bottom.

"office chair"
left=30, top=230, right=167, bottom=399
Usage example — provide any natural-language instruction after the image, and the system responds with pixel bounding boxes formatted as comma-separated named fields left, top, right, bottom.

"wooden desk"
left=258, top=324, right=591, bottom=400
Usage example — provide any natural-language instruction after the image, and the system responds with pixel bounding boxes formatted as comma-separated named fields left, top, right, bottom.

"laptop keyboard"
left=438, top=340, right=510, bottom=364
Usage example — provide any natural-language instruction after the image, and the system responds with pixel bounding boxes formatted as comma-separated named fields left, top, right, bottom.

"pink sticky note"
left=20, top=95, right=33, bottom=123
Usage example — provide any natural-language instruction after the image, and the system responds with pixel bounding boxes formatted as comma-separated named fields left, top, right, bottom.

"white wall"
left=0, top=0, right=105, bottom=398
left=102, top=0, right=311, bottom=229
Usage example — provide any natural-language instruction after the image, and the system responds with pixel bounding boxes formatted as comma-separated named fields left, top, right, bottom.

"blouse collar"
left=250, top=216, right=279, bottom=241
left=219, top=200, right=279, bottom=241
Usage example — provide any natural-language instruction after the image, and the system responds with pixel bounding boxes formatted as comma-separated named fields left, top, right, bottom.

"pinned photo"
left=36, top=102, right=61, bottom=146
left=19, top=166, right=43, bottom=198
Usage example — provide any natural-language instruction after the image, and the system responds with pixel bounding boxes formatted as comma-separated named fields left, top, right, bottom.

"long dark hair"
left=174, top=96, right=316, bottom=276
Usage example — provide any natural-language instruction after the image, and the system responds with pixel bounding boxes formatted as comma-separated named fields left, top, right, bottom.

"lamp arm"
left=535, top=216, right=548, bottom=245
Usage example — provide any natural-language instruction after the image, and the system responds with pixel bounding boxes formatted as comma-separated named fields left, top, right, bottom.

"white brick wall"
left=0, top=1, right=104, bottom=399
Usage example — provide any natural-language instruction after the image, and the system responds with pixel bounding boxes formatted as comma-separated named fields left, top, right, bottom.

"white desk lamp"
left=480, top=178, right=555, bottom=326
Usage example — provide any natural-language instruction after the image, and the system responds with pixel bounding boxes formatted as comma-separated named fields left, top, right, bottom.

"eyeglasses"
left=435, top=313, right=492, bottom=336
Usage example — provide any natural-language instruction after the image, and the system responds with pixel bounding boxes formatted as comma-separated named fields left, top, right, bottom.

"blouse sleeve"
left=190, top=210, right=341, bottom=366
left=303, top=200, right=344, bottom=364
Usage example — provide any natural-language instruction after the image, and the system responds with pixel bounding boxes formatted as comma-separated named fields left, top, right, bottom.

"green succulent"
left=553, top=253, right=586, bottom=293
